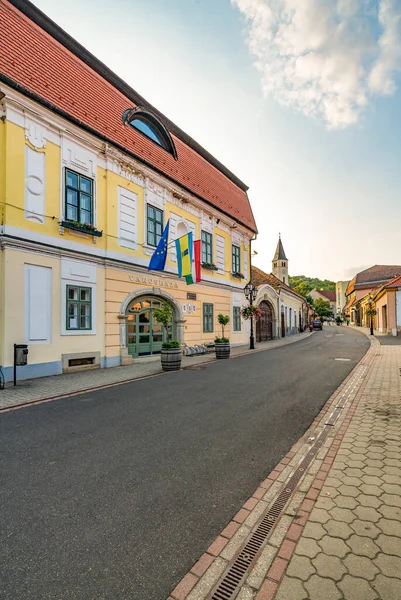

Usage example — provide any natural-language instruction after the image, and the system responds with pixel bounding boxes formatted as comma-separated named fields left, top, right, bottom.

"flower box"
left=60, top=220, right=103, bottom=237
left=201, top=262, right=218, bottom=271
left=232, top=272, right=244, bottom=279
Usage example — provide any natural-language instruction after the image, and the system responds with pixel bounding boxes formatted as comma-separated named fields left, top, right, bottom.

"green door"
left=126, top=298, right=173, bottom=358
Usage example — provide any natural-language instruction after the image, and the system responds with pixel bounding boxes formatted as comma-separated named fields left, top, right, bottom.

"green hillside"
left=289, top=276, right=335, bottom=296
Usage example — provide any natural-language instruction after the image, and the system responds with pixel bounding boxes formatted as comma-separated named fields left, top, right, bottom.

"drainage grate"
left=209, top=358, right=371, bottom=600
left=210, top=429, right=330, bottom=600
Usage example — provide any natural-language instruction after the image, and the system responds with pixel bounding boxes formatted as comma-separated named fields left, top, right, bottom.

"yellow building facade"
left=0, top=83, right=256, bottom=381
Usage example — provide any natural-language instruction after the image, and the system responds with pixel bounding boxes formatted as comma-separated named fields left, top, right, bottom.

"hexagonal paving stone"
left=377, top=518, right=401, bottom=537
left=354, top=506, right=381, bottom=522
left=348, top=460, right=366, bottom=469
left=338, top=484, right=360, bottom=497
left=346, top=534, right=380, bottom=558
left=383, top=483, right=401, bottom=495
left=382, top=474, right=401, bottom=485
left=374, top=574, right=401, bottom=600
left=315, top=497, right=336, bottom=511
left=363, top=467, right=383, bottom=477
left=312, top=554, right=347, bottom=581
left=381, top=494, right=401, bottom=508
left=341, top=476, right=363, bottom=487
left=286, top=555, right=315, bottom=581
left=295, top=538, right=321, bottom=559
left=350, top=520, right=380, bottom=539
left=318, top=535, right=349, bottom=558
left=330, top=507, right=356, bottom=523
left=324, top=477, right=343, bottom=489
left=305, top=575, right=342, bottom=600
left=376, top=534, right=401, bottom=555
left=344, top=553, right=379, bottom=580
left=333, top=496, right=358, bottom=510
left=359, top=484, right=383, bottom=497
left=361, top=475, right=383, bottom=486
left=357, top=495, right=382, bottom=509
left=384, top=458, right=401, bottom=467
left=275, top=576, right=308, bottom=600
left=323, top=519, right=353, bottom=540
left=309, top=509, right=331, bottom=524
left=378, top=505, right=401, bottom=521
left=303, top=522, right=326, bottom=540
left=330, top=469, right=345, bottom=480
left=374, top=553, right=401, bottom=578
left=338, top=575, right=378, bottom=600
left=383, top=466, right=401, bottom=476
left=365, top=459, right=383, bottom=468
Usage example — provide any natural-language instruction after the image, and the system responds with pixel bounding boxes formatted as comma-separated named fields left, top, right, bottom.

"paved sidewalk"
left=0, top=331, right=311, bottom=411
left=168, top=334, right=401, bottom=600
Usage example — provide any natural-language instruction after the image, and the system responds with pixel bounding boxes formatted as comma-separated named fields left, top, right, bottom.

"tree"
left=289, top=275, right=335, bottom=292
left=314, top=298, right=333, bottom=320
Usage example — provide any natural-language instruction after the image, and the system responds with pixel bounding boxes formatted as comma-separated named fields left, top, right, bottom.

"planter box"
left=231, top=272, right=244, bottom=279
left=202, top=263, right=218, bottom=271
left=60, top=220, right=103, bottom=237
left=161, top=347, right=182, bottom=371
left=215, top=342, right=230, bottom=359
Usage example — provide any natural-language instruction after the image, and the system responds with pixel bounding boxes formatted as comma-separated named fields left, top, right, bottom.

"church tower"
left=272, top=235, right=288, bottom=284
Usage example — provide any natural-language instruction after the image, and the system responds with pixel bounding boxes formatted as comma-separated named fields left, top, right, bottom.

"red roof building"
left=0, top=0, right=257, bottom=232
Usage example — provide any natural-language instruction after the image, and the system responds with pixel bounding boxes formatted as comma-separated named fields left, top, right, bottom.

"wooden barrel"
left=161, top=348, right=182, bottom=371
left=215, top=342, right=231, bottom=359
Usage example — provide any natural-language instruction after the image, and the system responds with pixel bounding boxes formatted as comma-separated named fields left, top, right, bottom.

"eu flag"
left=148, top=220, right=170, bottom=272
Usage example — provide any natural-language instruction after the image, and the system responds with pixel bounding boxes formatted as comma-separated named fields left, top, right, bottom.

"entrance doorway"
left=126, top=297, right=173, bottom=357
left=256, top=301, right=273, bottom=342
left=281, top=309, right=285, bottom=338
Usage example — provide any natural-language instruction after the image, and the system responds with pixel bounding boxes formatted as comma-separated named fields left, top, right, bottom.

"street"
left=0, top=327, right=369, bottom=600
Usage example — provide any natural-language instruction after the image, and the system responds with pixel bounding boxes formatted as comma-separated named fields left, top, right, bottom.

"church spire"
left=272, top=234, right=289, bottom=284
left=273, top=234, right=288, bottom=261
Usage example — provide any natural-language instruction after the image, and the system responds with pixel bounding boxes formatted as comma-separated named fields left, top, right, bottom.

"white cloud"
left=232, top=0, right=401, bottom=128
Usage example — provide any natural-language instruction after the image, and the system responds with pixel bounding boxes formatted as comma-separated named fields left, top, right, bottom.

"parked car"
left=312, top=320, right=323, bottom=330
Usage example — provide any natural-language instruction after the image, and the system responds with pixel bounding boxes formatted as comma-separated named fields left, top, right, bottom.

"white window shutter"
left=118, top=187, right=137, bottom=249
left=216, top=235, right=225, bottom=272
left=244, top=248, right=249, bottom=280
left=24, top=265, right=52, bottom=343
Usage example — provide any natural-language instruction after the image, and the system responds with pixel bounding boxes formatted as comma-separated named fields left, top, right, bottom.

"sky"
left=31, top=0, right=401, bottom=282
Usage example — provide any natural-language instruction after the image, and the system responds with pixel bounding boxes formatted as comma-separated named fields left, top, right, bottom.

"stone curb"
left=167, top=336, right=378, bottom=600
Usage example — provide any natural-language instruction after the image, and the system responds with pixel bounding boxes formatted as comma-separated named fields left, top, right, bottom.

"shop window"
left=233, top=306, right=241, bottom=331
left=201, top=231, right=213, bottom=264
left=232, top=245, right=240, bottom=274
left=203, top=303, right=214, bottom=333
left=147, top=205, right=164, bottom=247
left=65, top=169, right=93, bottom=224
left=66, top=286, right=92, bottom=330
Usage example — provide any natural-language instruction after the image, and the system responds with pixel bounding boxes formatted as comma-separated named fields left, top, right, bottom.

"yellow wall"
left=1, top=248, right=105, bottom=368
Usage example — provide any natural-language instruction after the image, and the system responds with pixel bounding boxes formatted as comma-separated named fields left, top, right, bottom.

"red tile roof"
left=317, top=290, right=336, bottom=302
left=346, top=265, right=401, bottom=295
left=384, top=275, right=401, bottom=289
left=252, top=266, right=306, bottom=301
left=0, top=0, right=257, bottom=232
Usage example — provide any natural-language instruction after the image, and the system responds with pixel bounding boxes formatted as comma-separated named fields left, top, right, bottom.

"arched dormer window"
left=122, top=107, right=177, bottom=159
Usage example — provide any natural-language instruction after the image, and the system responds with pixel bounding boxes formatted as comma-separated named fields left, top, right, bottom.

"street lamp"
left=244, top=280, right=257, bottom=350
left=368, top=296, right=374, bottom=336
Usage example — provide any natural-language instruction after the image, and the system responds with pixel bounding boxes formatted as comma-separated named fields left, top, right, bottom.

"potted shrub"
left=153, top=302, right=182, bottom=371
left=215, top=313, right=230, bottom=359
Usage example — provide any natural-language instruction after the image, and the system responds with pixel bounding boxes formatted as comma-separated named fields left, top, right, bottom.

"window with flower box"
left=65, top=169, right=93, bottom=225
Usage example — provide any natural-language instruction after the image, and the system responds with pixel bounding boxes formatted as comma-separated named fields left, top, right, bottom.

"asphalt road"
left=0, top=327, right=369, bottom=600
